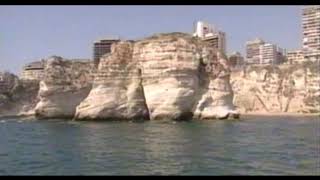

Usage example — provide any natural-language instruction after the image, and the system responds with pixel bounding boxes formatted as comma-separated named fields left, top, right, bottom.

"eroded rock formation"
left=133, top=34, right=202, bottom=120
left=2, top=33, right=241, bottom=120
left=75, top=33, right=237, bottom=120
left=34, top=56, right=94, bottom=118
left=0, top=72, right=39, bottom=117
left=74, top=42, right=149, bottom=120
left=193, top=52, right=238, bottom=119
left=231, top=62, right=320, bottom=114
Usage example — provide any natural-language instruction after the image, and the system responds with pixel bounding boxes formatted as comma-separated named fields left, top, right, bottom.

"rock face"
left=75, top=42, right=149, bottom=120
left=133, top=34, right=202, bottom=120
left=0, top=72, right=39, bottom=117
left=2, top=33, right=239, bottom=120
left=231, top=62, right=320, bottom=114
left=34, top=56, right=94, bottom=119
left=75, top=33, right=237, bottom=120
left=193, top=52, right=237, bottom=119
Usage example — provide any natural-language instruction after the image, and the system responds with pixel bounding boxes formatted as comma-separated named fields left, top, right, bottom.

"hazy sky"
left=0, top=5, right=303, bottom=73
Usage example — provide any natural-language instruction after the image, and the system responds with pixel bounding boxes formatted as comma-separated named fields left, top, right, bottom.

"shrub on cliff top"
left=137, top=32, right=202, bottom=45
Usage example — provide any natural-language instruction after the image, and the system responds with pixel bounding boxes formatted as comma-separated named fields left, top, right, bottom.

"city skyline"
left=0, top=5, right=303, bottom=73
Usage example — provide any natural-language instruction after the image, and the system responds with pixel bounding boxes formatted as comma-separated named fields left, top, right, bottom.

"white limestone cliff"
left=34, top=56, right=94, bottom=119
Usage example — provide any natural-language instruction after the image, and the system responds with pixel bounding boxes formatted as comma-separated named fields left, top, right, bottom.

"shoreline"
left=0, top=112, right=319, bottom=121
left=241, top=112, right=320, bottom=117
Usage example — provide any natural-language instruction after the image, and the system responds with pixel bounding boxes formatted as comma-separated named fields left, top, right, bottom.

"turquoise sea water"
left=0, top=115, right=319, bottom=175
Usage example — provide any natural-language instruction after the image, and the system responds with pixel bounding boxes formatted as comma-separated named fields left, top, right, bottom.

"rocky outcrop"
left=21, top=60, right=45, bottom=81
left=75, top=42, right=149, bottom=120
left=2, top=33, right=239, bottom=120
left=75, top=33, right=237, bottom=120
left=231, top=62, right=320, bottom=114
left=193, top=52, right=238, bottom=119
left=133, top=34, right=202, bottom=120
left=0, top=72, right=39, bottom=117
left=34, top=56, right=94, bottom=119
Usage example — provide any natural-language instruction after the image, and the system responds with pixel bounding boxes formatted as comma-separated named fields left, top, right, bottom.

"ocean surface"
left=0, top=115, right=319, bottom=175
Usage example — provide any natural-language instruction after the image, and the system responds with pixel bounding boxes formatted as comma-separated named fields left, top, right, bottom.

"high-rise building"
left=245, top=38, right=265, bottom=64
left=259, top=44, right=285, bottom=65
left=193, top=21, right=215, bottom=38
left=246, top=38, right=285, bottom=65
left=193, top=21, right=227, bottom=54
left=93, top=38, right=120, bottom=67
left=203, top=32, right=226, bottom=55
left=302, top=6, right=320, bottom=61
left=260, top=43, right=277, bottom=64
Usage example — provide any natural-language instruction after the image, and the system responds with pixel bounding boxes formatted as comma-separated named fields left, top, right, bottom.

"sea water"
left=0, top=115, right=319, bottom=175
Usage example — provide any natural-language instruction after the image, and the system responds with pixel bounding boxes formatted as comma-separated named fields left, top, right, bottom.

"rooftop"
left=23, top=61, right=45, bottom=70
left=94, top=36, right=121, bottom=43
left=246, top=38, right=265, bottom=45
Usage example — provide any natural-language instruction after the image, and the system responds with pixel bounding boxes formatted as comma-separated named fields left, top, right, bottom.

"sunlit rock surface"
left=75, top=33, right=237, bottom=120
left=75, top=42, right=149, bottom=120
left=231, top=62, right=320, bottom=114
left=34, top=56, right=94, bottom=118
left=0, top=72, right=39, bottom=117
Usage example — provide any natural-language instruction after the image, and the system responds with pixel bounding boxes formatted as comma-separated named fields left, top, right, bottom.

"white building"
left=193, top=21, right=215, bottom=38
left=259, top=44, right=286, bottom=65
left=193, top=21, right=227, bottom=54
left=260, top=43, right=277, bottom=64
left=245, top=38, right=285, bottom=65
left=302, top=6, right=320, bottom=61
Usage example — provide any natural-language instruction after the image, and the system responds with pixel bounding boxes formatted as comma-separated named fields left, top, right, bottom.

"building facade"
left=203, top=31, right=226, bottom=54
left=193, top=21, right=227, bottom=54
left=246, top=38, right=285, bottom=65
left=245, top=38, right=265, bottom=64
left=302, top=6, right=320, bottom=61
left=286, top=50, right=305, bottom=64
left=193, top=21, right=215, bottom=38
left=93, top=38, right=120, bottom=67
left=21, top=60, right=45, bottom=81
left=260, top=43, right=277, bottom=64
left=259, top=44, right=286, bottom=65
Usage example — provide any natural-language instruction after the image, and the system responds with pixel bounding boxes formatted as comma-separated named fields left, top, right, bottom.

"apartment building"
left=260, top=43, right=277, bottom=64
left=193, top=21, right=227, bottom=54
left=286, top=50, right=305, bottom=64
left=302, top=6, right=320, bottom=61
left=203, top=31, right=226, bottom=55
left=245, top=38, right=265, bottom=64
left=93, top=38, right=120, bottom=67
left=246, top=38, right=286, bottom=65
